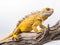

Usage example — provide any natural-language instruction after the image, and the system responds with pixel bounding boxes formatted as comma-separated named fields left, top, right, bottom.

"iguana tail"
left=0, top=33, right=13, bottom=43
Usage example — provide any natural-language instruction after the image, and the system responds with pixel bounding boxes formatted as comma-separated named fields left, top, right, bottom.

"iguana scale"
left=0, top=8, right=54, bottom=43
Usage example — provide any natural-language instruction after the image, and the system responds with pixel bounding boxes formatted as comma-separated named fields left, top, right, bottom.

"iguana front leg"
left=32, top=20, right=46, bottom=33
left=32, top=20, right=42, bottom=33
left=39, top=24, right=46, bottom=29
left=38, top=23, right=46, bottom=33
left=38, top=20, right=46, bottom=33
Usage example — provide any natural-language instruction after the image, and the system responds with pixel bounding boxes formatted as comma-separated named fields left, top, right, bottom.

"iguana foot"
left=37, top=29, right=43, bottom=34
left=12, top=35, right=20, bottom=41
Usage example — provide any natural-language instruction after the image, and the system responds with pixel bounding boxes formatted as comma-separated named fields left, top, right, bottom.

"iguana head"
left=41, top=8, right=54, bottom=21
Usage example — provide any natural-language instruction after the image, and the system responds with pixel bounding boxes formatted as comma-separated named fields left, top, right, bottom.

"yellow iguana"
left=0, top=8, right=54, bottom=43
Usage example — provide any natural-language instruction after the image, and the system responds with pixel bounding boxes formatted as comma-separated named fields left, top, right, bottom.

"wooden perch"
left=1, top=20, right=60, bottom=45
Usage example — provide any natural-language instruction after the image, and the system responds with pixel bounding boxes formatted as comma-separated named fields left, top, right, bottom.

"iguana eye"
left=46, top=8, right=50, bottom=11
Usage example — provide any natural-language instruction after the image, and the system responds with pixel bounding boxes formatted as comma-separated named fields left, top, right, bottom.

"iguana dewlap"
left=0, top=8, right=54, bottom=43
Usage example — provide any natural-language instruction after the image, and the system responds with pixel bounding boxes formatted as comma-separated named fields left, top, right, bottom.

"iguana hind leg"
left=12, top=27, right=21, bottom=41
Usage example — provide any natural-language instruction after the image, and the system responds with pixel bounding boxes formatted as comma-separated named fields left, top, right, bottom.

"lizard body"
left=0, top=8, right=54, bottom=43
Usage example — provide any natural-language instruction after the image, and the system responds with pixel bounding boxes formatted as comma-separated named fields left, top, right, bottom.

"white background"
left=0, top=0, right=60, bottom=45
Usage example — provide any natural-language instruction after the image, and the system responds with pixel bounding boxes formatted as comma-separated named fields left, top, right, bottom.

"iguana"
left=0, top=8, right=54, bottom=43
